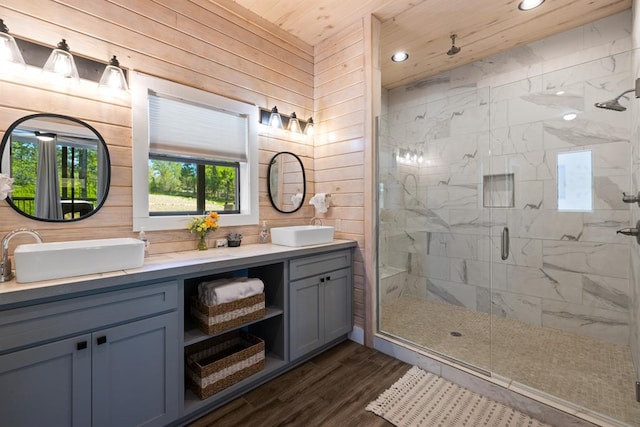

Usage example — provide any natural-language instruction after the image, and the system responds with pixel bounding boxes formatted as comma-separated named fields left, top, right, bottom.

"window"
left=131, top=72, right=259, bottom=231
left=148, top=156, right=239, bottom=214
left=557, top=150, right=593, bottom=211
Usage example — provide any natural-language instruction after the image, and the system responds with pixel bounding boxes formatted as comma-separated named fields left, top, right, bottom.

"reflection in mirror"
left=267, top=152, right=305, bottom=213
left=0, top=114, right=110, bottom=222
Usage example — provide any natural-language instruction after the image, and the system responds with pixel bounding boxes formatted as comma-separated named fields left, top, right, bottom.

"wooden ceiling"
left=230, top=0, right=632, bottom=89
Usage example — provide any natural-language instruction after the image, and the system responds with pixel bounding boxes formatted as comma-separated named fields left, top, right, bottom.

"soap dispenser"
left=259, top=221, right=269, bottom=243
left=138, top=227, right=150, bottom=257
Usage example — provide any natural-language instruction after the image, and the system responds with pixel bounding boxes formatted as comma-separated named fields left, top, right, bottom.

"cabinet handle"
left=76, top=341, right=88, bottom=351
left=96, top=336, right=107, bottom=345
left=320, top=277, right=325, bottom=283
left=326, top=275, right=331, bottom=281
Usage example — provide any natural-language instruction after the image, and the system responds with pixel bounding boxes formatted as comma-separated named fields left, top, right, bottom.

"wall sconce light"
left=268, top=106, right=283, bottom=129
left=0, top=19, right=25, bottom=66
left=260, top=107, right=313, bottom=136
left=3, top=21, right=129, bottom=91
left=43, top=39, right=79, bottom=81
left=395, top=148, right=424, bottom=165
left=304, top=117, right=314, bottom=136
left=99, top=55, right=128, bottom=91
left=288, top=112, right=301, bottom=133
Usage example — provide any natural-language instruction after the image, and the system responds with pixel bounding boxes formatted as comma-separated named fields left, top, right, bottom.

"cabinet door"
left=290, top=275, right=323, bottom=360
left=92, top=313, right=179, bottom=427
left=323, top=267, right=352, bottom=342
left=0, top=334, right=91, bottom=427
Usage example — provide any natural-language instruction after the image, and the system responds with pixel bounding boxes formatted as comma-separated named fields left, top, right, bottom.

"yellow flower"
left=187, top=211, right=219, bottom=237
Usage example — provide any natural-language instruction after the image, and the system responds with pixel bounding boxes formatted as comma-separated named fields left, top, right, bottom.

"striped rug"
left=366, top=366, right=551, bottom=426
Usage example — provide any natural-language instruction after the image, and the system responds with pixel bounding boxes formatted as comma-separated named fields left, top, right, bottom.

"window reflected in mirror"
left=0, top=114, right=110, bottom=222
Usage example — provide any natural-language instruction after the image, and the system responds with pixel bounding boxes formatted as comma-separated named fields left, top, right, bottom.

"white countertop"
left=0, top=240, right=356, bottom=308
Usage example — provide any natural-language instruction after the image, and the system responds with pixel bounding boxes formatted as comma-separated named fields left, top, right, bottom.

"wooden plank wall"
left=0, top=0, right=314, bottom=252
left=314, top=20, right=367, bottom=329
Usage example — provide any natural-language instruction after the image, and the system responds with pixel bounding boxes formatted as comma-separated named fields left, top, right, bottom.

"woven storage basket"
left=186, top=330, right=265, bottom=399
left=191, top=292, right=266, bottom=334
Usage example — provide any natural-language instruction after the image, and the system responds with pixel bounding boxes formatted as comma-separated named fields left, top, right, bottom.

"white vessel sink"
left=270, top=225, right=334, bottom=247
left=13, top=238, right=145, bottom=283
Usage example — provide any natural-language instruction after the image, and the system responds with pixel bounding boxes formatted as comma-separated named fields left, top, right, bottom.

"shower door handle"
left=501, top=227, right=509, bottom=260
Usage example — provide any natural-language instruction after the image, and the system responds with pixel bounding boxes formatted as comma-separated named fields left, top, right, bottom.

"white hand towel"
left=0, top=173, right=14, bottom=201
left=291, top=193, right=303, bottom=207
left=198, top=277, right=264, bottom=305
left=309, top=193, right=328, bottom=213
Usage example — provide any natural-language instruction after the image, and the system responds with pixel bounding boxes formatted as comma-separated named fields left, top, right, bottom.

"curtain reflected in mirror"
left=267, top=151, right=305, bottom=213
left=0, top=114, right=111, bottom=222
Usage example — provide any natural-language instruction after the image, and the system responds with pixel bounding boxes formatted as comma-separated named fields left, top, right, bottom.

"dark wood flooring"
left=189, top=340, right=410, bottom=427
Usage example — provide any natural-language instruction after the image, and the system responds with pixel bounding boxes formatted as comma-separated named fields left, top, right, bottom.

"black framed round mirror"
left=0, top=113, right=111, bottom=222
left=267, top=151, right=305, bottom=214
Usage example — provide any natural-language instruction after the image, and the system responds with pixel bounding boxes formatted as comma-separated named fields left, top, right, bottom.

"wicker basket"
left=186, top=330, right=265, bottom=399
left=191, top=292, right=266, bottom=334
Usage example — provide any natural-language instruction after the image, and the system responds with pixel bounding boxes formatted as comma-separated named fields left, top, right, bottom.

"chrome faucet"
left=1, top=229, right=43, bottom=282
left=310, top=217, right=322, bottom=226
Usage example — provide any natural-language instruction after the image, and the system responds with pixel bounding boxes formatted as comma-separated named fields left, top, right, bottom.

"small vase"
left=197, top=234, right=208, bottom=250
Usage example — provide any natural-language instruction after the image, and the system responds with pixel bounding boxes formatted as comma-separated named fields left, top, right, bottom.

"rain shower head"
left=595, top=97, right=630, bottom=111
left=594, top=78, right=640, bottom=112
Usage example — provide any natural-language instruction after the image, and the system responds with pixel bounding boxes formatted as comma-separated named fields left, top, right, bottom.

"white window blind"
left=148, top=92, right=248, bottom=162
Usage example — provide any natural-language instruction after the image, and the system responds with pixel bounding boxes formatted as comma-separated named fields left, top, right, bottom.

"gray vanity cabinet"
left=0, top=333, right=92, bottom=426
left=289, top=250, right=352, bottom=360
left=0, top=281, right=179, bottom=427
left=92, top=312, right=179, bottom=427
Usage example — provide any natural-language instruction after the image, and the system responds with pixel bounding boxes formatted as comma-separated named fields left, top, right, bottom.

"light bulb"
left=99, top=56, right=128, bottom=91
left=304, top=117, right=314, bottom=136
left=288, top=112, right=301, bottom=133
left=43, top=39, right=79, bottom=81
left=0, top=20, right=25, bottom=66
left=269, top=106, right=283, bottom=129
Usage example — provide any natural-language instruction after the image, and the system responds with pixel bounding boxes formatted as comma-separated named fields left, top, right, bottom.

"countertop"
left=0, top=240, right=356, bottom=309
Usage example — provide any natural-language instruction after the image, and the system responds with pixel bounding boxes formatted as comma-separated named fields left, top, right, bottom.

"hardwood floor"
left=188, top=340, right=410, bottom=427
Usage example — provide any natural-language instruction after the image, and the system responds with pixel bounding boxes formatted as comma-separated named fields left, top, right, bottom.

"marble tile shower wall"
left=381, top=11, right=635, bottom=346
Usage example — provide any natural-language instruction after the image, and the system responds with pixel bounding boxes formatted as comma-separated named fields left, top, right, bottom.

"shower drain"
left=450, top=331, right=462, bottom=337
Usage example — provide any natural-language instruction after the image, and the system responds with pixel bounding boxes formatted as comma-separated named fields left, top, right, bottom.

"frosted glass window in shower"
left=557, top=150, right=593, bottom=211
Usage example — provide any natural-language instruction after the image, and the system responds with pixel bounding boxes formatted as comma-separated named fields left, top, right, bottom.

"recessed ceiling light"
left=391, top=51, right=409, bottom=62
left=556, top=90, right=565, bottom=96
left=518, top=0, right=545, bottom=11
left=563, top=113, right=577, bottom=121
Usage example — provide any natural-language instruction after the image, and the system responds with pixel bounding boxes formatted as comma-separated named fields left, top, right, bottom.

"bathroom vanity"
left=0, top=240, right=355, bottom=427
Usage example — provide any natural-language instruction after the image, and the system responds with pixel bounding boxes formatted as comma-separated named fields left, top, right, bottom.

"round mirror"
left=0, top=113, right=111, bottom=222
left=267, top=152, right=305, bottom=213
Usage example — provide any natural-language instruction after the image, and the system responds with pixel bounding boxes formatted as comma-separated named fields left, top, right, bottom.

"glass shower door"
left=377, top=86, right=493, bottom=373
left=488, top=54, right=638, bottom=424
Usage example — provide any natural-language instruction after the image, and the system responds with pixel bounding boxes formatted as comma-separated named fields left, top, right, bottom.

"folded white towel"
left=198, top=277, right=264, bottom=305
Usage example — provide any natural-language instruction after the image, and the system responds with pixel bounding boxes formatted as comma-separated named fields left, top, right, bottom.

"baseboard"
left=348, top=325, right=364, bottom=345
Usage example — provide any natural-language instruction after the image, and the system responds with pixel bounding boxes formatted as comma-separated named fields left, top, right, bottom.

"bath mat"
left=366, top=366, right=551, bottom=426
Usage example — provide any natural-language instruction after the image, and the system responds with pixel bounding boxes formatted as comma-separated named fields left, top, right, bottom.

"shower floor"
left=380, top=295, right=640, bottom=426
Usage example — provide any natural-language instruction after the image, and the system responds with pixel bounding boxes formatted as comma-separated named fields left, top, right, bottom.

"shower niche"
left=482, top=174, right=514, bottom=208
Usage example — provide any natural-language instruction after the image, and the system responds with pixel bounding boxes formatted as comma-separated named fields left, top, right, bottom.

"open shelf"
left=184, top=306, right=284, bottom=347
left=183, top=353, right=287, bottom=414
